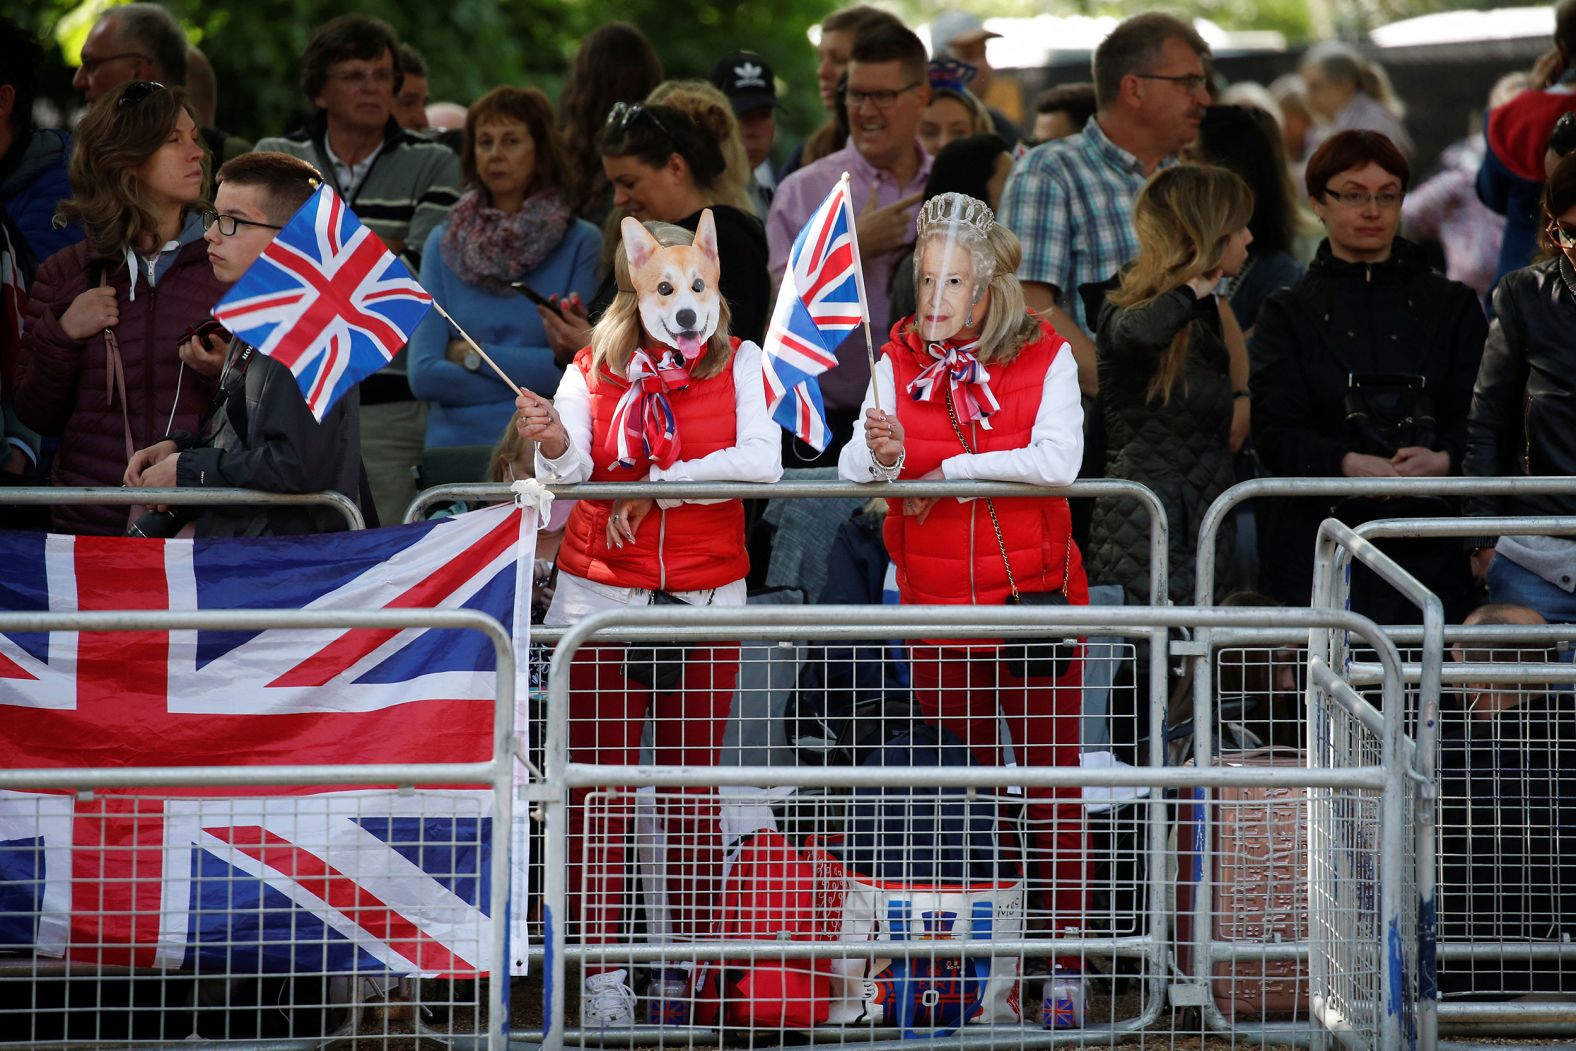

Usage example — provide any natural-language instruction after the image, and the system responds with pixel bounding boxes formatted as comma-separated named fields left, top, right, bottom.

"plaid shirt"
left=999, top=118, right=1172, bottom=337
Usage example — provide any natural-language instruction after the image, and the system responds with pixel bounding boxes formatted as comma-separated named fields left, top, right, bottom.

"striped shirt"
left=255, top=115, right=459, bottom=268
left=998, top=118, right=1173, bottom=337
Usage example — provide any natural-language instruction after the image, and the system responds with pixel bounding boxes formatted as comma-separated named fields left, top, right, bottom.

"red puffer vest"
left=556, top=341, right=749, bottom=591
left=883, top=318, right=1088, bottom=607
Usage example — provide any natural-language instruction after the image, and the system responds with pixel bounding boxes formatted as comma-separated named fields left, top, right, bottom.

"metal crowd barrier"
left=405, top=478, right=1171, bottom=606
left=539, top=604, right=1417, bottom=1051
left=0, top=486, right=366, bottom=531
left=0, top=607, right=515, bottom=1050
left=1193, top=475, right=1576, bottom=611
left=1312, top=518, right=1437, bottom=1051
left=1345, top=515, right=1576, bottom=1045
left=1161, top=520, right=1431, bottom=1047
left=1182, top=477, right=1576, bottom=1050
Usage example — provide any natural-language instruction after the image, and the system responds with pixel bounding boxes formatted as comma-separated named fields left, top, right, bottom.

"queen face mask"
left=911, top=192, right=996, bottom=343
left=915, top=236, right=984, bottom=342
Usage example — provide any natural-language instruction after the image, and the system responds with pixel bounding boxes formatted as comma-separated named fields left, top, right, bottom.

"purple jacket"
left=17, top=238, right=226, bottom=534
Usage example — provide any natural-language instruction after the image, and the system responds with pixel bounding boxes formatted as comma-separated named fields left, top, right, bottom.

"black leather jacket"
left=1464, top=256, right=1576, bottom=519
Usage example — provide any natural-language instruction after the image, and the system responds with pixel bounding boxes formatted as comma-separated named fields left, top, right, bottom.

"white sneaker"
left=582, top=969, right=637, bottom=1028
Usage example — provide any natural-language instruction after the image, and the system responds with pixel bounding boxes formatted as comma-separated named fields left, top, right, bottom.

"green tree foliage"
left=16, top=0, right=1555, bottom=141
left=19, top=0, right=831, bottom=143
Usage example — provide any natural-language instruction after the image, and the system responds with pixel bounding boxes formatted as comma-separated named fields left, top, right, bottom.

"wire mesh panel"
left=565, top=786, right=1169, bottom=1044
left=543, top=606, right=1418, bottom=1050
left=0, top=788, right=498, bottom=1045
left=1432, top=633, right=1576, bottom=1024
left=1305, top=668, right=1410, bottom=1051
left=1207, top=644, right=1309, bottom=756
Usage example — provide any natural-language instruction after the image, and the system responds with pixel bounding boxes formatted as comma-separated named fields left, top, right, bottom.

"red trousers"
left=908, top=645, right=1088, bottom=935
left=566, top=645, right=738, bottom=959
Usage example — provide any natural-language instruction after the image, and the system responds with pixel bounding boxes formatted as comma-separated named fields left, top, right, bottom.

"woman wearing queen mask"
left=837, top=192, right=1091, bottom=1023
left=514, top=211, right=782, bottom=1028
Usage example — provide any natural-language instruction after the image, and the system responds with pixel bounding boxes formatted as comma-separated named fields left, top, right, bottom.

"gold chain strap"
left=942, top=387, right=1071, bottom=600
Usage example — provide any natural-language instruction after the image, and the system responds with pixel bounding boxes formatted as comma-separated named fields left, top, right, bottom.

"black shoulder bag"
left=623, top=588, right=704, bottom=692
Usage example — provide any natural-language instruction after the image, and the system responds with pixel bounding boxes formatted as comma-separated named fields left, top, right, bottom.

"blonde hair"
left=1302, top=42, right=1404, bottom=119
left=58, top=84, right=207, bottom=256
left=487, top=417, right=534, bottom=484
left=590, top=220, right=734, bottom=382
left=645, top=79, right=755, bottom=215
left=1107, top=164, right=1252, bottom=404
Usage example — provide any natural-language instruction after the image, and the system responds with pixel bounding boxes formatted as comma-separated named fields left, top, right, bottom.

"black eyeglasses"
left=846, top=82, right=923, bottom=110
left=605, top=101, right=669, bottom=139
left=201, top=211, right=284, bottom=236
left=1322, top=187, right=1404, bottom=210
left=118, top=81, right=166, bottom=107
left=1550, top=220, right=1576, bottom=248
left=1135, top=72, right=1209, bottom=93
left=80, top=51, right=151, bottom=76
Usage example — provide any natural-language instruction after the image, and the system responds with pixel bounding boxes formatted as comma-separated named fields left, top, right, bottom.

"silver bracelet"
left=868, top=447, right=905, bottom=481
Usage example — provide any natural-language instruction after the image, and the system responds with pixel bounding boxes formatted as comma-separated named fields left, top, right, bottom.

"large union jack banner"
left=761, top=176, right=869, bottom=452
left=211, top=186, right=433, bottom=421
left=0, top=503, right=533, bottom=976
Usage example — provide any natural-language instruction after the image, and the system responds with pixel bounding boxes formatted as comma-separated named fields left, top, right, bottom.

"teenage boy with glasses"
left=125, top=152, right=372, bottom=537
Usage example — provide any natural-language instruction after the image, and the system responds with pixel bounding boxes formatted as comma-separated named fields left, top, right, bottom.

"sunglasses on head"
left=118, top=80, right=166, bottom=107
left=605, top=101, right=669, bottom=139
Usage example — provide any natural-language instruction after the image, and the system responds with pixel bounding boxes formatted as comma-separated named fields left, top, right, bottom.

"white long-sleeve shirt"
left=536, top=341, right=783, bottom=624
left=837, top=343, right=1084, bottom=485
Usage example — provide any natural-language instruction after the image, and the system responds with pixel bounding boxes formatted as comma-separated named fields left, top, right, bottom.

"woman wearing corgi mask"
left=838, top=192, right=1091, bottom=1010
left=514, top=212, right=782, bottom=1028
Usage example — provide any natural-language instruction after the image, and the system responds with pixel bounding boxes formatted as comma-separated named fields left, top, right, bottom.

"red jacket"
left=883, top=319, right=1088, bottom=607
left=556, top=343, right=750, bottom=591
left=17, top=239, right=225, bottom=535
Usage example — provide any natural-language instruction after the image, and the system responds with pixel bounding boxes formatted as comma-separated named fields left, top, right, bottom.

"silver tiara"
left=916, top=192, right=995, bottom=237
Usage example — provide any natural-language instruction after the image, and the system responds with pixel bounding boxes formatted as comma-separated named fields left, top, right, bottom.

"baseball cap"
left=710, top=51, right=780, bottom=115
left=929, top=12, right=1001, bottom=58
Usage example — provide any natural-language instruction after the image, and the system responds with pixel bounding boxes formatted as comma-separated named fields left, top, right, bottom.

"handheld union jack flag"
left=212, top=186, right=433, bottom=421
left=761, top=175, right=868, bottom=452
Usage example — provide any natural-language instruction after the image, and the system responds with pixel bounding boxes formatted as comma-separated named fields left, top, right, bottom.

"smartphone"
left=509, top=281, right=554, bottom=309
left=177, top=318, right=232, bottom=351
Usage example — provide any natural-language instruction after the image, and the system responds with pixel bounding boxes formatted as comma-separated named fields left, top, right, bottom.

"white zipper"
left=657, top=507, right=668, bottom=591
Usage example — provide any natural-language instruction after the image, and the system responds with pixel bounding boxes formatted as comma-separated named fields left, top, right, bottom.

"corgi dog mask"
left=621, top=210, right=722, bottom=361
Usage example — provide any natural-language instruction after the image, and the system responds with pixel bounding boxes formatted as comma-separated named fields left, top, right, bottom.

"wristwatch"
left=462, top=349, right=482, bottom=372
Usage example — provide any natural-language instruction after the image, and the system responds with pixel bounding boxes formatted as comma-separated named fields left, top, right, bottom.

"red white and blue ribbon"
left=607, top=345, right=692, bottom=470
left=906, top=338, right=1000, bottom=429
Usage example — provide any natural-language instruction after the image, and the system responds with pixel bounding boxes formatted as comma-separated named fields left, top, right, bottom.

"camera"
left=127, top=507, right=194, bottom=539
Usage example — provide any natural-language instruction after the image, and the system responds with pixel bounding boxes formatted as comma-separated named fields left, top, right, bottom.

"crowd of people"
left=3, top=0, right=1576, bottom=1032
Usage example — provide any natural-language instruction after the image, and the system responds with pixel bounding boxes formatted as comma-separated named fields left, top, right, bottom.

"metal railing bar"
left=0, top=485, right=364, bottom=531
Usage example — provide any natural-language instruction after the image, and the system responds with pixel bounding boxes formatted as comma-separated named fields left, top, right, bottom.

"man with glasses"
left=72, top=4, right=251, bottom=175
left=125, top=152, right=370, bottom=537
left=254, top=14, right=459, bottom=531
left=1000, top=13, right=1211, bottom=398
left=767, top=21, right=932, bottom=464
